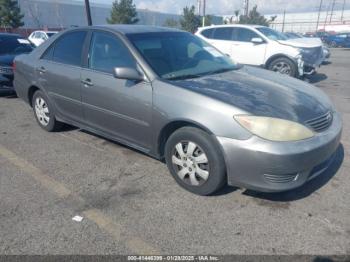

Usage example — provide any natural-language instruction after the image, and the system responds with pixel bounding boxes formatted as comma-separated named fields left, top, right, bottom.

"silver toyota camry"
left=14, top=25, right=342, bottom=195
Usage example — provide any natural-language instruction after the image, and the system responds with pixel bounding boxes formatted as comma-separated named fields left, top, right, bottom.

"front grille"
left=263, top=173, right=298, bottom=183
left=302, top=46, right=323, bottom=65
left=305, top=111, right=333, bottom=132
left=0, top=66, right=13, bottom=75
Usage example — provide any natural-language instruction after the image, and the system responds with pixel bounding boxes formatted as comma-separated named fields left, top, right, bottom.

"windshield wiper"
left=165, top=74, right=203, bottom=80
left=205, top=68, right=235, bottom=75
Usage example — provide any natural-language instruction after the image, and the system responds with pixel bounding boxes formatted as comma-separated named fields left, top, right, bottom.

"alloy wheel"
left=271, top=61, right=292, bottom=75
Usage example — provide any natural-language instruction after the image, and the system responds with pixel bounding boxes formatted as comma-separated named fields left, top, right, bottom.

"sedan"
left=14, top=25, right=342, bottom=195
left=0, top=33, right=33, bottom=93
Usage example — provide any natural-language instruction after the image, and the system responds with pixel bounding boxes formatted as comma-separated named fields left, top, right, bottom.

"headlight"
left=235, top=115, right=314, bottom=141
left=298, top=48, right=313, bottom=56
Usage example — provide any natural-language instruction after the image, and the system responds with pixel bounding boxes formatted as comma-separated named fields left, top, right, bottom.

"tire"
left=32, top=90, right=63, bottom=132
left=165, top=127, right=226, bottom=195
left=330, top=41, right=337, bottom=48
left=267, top=57, right=297, bottom=77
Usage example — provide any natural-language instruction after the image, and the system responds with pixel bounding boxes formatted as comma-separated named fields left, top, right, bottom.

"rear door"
left=36, top=30, right=87, bottom=123
left=81, top=30, right=153, bottom=150
left=205, top=27, right=234, bottom=56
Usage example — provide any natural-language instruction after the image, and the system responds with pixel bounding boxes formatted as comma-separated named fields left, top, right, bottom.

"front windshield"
left=0, top=36, right=33, bottom=55
left=127, top=32, right=238, bottom=80
left=257, top=27, right=288, bottom=41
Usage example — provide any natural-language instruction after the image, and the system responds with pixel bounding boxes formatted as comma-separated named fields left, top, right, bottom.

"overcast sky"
left=87, top=0, right=350, bottom=15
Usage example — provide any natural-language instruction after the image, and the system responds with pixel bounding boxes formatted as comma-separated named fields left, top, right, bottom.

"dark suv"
left=0, top=33, right=33, bottom=93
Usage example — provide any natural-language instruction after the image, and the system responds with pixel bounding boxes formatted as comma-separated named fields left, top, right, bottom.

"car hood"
left=278, top=38, right=322, bottom=48
left=170, top=66, right=333, bottom=123
left=0, top=54, right=15, bottom=66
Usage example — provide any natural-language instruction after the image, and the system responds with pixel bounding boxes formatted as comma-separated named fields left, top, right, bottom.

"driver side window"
left=236, top=28, right=260, bottom=42
left=89, top=32, right=136, bottom=74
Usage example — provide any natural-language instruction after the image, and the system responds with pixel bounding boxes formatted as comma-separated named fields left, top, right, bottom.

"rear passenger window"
left=52, top=31, right=87, bottom=66
left=212, top=28, right=234, bottom=40
left=89, top=31, right=136, bottom=74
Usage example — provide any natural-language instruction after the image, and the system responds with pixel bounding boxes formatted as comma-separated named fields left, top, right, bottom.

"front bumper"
left=217, top=112, right=342, bottom=192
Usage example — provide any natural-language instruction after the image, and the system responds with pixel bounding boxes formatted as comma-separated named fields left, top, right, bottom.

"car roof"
left=0, top=33, right=21, bottom=37
left=70, top=25, right=183, bottom=35
left=197, top=24, right=266, bottom=31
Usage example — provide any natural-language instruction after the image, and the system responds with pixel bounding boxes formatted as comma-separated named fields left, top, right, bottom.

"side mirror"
left=251, top=37, right=264, bottom=44
left=113, top=67, right=144, bottom=81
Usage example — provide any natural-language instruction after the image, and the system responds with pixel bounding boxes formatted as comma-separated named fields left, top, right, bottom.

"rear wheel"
left=32, top=90, right=63, bottom=132
left=330, top=41, right=337, bottom=48
left=267, top=57, right=297, bottom=77
left=165, top=127, right=226, bottom=195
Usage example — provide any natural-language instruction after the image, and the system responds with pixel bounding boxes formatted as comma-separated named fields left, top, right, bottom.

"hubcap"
left=34, top=97, right=50, bottom=126
left=271, top=61, right=292, bottom=75
left=171, top=141, right=209, bottom=186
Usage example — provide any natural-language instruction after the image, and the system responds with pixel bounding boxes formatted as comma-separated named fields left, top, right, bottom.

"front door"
left=81, top=31, right=153, bottom=150
left=230, top=27, right=267, bottom=66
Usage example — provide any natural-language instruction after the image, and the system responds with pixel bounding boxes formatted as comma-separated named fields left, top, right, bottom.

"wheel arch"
left=157, top=120, right=214, bottom=159
left=265, top=53, right=297, bottom=68
left=28, top=85, right=41, bottom=107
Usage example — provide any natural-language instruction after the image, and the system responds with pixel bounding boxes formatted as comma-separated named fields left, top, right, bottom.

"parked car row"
left=196, top=25, right=325, bottom=78
left=12, top=25, right=342, bottom=195
left=324, top=32, right=350, bottom=48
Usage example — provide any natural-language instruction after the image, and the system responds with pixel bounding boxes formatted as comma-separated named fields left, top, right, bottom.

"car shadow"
left=241, top=144, right=344, bottom=202
left=322, top=61, right=332, bottom=65
left=305, top=73, right=328, bottom=84
left=0, top=90, right=17, bottom=98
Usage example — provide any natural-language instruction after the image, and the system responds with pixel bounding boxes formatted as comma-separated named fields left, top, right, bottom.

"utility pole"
left=341, top=0, right=346, bottom=22
left=282, top=10, right=286, bottom=32
left=329, top=0, right=336, bottom=24
left=243, top=0, right=249, bottom=16
left=202, top=0, right=206, bottom=27
left=316, top=0, right=323, bottom=32
left=84, top=0, right=92, bottom=26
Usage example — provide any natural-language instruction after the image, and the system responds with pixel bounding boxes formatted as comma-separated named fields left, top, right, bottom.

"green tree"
left=0, top=0, right=24, bottom=29
left=180, top=5, right=201, bottom=33
left=107, top=0, right=139, bottom=24
left=239, top=5, right=269, bottom=26
left=163, top=18, right=179, bottom=28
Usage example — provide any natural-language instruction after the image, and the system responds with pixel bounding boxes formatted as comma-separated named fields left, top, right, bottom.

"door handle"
left=81, top=78, right=93, bottom=87
left=37, top=66, right=46, bottom=74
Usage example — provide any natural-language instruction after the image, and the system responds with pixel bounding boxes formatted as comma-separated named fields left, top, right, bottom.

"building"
left=15, top=0, right=222, bottom=29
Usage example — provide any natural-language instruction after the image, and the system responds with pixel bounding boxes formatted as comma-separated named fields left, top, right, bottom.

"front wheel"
left=165, top=127, right=226, bottom=195
left=267, top=57, right=297, bottom=77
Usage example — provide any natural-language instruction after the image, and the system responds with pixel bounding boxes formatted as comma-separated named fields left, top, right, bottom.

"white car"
left=28, top=31, right=58, bottom=47
left=196, top=25, right=324, bottom=78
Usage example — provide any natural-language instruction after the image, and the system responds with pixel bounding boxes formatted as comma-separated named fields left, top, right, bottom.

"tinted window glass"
left=89, top=31, right=136, bottom=74
left=52, top=31, right=86, bottom=66
left=42, top=45, right=54, bottom=60
left=236, top=28, right=260, bottom=42
left=201, top=29, right=214, bottom=38
left=212, top=27, right=234, bottom=40
left=0, top=36, right=33, bottom=55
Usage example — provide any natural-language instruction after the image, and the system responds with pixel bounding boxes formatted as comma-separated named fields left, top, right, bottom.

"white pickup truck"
left=196, top=24, right=324, bottom=78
